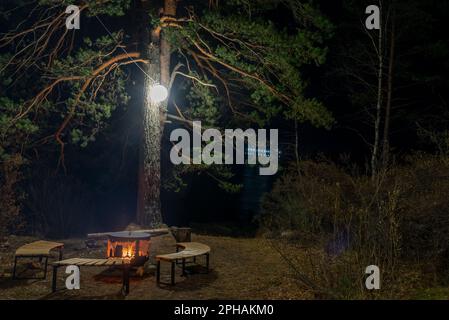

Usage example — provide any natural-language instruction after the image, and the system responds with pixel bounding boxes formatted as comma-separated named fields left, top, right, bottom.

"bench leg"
left=182, top=258, right=186, bottom=276
left=175, top=247, right=182, bottom=265
left=12, top=256, right=48, bottom=280
left=171, top=261, right=175, bottom=285
left=205, top=253, right=210, bottom=273
left=58, top=248, right=63, bottom=261
left=122, top=265, right=130, bottom=295
left=12, top=256, right=18, bottom=279
left=52, top=266, right=58, bottom=293
left=43, top=257, right=49, bottom=280
left=156, top=260, right=161, bottom=284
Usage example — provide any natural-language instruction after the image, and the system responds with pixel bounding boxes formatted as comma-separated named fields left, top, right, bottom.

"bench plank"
left=53, top=257, right=126, bottom=267
left=15, top=240, right=64, bottom=257
left=84, top=259, right=106, bottom=266
left=53, top=258, right=125, bottom=267
left=156, top=242, right=210, bottom=261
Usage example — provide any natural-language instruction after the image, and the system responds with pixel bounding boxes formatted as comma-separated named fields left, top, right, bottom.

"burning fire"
left=107, top=239, right=150, bottom=259
left=121, top=244, right=134, bottom=258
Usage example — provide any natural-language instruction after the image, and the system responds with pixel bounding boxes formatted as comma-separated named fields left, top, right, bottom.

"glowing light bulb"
left=149, top=84, right=168, bottom=103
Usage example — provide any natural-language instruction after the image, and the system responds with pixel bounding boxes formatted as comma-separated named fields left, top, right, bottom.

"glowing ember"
left=122, top=244, right=134, bottom=258
left=106, top=231, right=151, bottom=264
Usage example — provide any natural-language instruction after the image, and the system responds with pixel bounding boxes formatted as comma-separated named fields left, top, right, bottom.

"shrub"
left=258, top=154, right=449, bottom=297
left=0, top=154, right=25, bottom=237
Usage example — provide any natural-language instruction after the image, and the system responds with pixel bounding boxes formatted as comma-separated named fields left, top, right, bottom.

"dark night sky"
left=1, top=0, right=448, bottom=236
left=57, top=0, right=449, bottom=233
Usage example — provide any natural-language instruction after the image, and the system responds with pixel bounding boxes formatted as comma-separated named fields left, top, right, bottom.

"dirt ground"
left=0, top=233, right=312, bottom=300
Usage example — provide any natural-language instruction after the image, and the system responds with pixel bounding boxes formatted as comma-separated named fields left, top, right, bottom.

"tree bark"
left=137, top=32, right=162, bottom=227
left=382, top=4, right=395, bottom=167
left=136, top=0, right=176, bottom=227
left=371, top=0, right=383, bottom=177
left=159, top=0, right=177, bottom=133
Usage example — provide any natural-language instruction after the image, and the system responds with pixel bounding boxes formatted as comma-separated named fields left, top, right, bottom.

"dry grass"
left=0, top=233, right=313, bottom=300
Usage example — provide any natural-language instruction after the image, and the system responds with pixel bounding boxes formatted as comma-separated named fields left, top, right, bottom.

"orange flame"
left=122, top=244, right=134, bottom=258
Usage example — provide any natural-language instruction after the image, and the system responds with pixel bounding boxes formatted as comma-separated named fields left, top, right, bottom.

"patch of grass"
left=412, top=287, right=449, bottom=300
left=191, top=222, right=257, bottom=237
left=0, top=233, right=311, bottom=300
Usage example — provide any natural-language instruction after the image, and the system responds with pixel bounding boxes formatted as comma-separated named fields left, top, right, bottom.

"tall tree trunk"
left=137, top=24, right=162, bottom=227
left=371, top=0, right=383, bottom=177
left=382, top=4, right=395, bottom=167
left=159, top=0, right=176, bottom=132
left=137, top=0, right=176, bottom=227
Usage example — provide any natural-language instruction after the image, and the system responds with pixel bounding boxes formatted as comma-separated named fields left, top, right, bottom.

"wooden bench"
left=51, top=257, right=131, bottom=295
left=13, top=240, right=64, bottom=280
left=156, top=242, right=210, bottom=285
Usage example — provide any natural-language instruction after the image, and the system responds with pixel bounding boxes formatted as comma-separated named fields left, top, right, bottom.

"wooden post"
left=182, top=258, right=186, bottom=276
left=12, top=256, right=17, bottom=279
left=52, top=266, right=58, bottom=292
left=175, top=246, right=180, bottom=265
left=43, top=257, right=49, bottom=279
left=206, top=253, right=209, bottom=273
left=171, top=261, right=175, bottom=285
left=122, top=264, right=130, bottom=295
left=156, top=260, right=161, bottom=284
left=135, top=240, right=140, bottom=257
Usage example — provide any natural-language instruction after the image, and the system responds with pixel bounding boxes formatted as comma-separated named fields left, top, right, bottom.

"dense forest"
left=1, top=0, right=449, bottom=299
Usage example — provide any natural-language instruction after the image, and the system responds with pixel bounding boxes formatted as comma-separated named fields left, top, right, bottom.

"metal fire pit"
left=106, top=231, right=151, bottom=266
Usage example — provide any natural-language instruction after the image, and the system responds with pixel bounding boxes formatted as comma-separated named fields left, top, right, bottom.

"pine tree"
left=0, top=0, right=333, bottom=226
